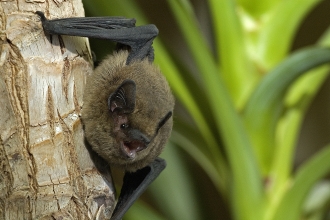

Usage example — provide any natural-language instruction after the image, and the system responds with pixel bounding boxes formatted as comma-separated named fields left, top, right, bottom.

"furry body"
left=81, top=50, right=174, bottom=172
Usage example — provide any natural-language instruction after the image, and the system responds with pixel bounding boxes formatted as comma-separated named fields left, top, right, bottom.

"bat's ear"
left=108, top=79, right=136, bottom=114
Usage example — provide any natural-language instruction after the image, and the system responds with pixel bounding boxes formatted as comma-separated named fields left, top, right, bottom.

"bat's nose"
left=128, top=129, right=150, bottom=146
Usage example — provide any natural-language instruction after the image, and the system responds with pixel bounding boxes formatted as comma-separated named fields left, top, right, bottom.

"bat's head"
left=82, top=51, right=174, bottom=172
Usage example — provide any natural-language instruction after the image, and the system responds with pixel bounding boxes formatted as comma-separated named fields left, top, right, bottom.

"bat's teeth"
left=122, top=140, right=147, bottom=159
left=122, top=142, right=137, bottom=159
left=128, top=151, right=136, bottom=158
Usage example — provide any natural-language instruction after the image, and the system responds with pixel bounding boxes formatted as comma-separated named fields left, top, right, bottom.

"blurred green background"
left=82, top=0, right=330, bottom=219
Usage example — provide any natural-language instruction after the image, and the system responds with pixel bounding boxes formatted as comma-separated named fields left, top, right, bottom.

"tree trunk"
left=0, top=2, right=115, bottom=219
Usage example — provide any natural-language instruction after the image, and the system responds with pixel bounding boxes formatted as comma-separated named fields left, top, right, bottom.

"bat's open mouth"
left=121, top=140, right=146, bottom=159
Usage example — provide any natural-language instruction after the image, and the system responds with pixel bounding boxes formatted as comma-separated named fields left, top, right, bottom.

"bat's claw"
left=36, top=11, right=47, bottom=22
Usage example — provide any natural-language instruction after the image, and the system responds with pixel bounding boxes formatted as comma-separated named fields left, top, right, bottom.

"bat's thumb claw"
left=35, top=11, right=47, bottom=22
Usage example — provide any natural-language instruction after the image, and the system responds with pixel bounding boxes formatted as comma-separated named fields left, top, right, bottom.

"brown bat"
left=82, top=50, right=174, bottom=172
left=36, top=11, right=174, bottom=220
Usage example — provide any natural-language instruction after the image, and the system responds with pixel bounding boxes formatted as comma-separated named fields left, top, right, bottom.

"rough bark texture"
left=0, top=1, right=115, bottom=219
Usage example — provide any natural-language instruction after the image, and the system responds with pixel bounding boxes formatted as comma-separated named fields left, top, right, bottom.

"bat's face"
left=82, top=51, right=174, bottom=172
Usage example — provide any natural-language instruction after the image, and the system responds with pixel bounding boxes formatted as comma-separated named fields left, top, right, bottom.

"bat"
left=36, top=11, right=174, bottom=220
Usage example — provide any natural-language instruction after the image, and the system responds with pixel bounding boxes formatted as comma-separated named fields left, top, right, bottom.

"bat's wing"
left=36, top=11, right=158, bottom=63
left=110, top=158, right=166, bottom=220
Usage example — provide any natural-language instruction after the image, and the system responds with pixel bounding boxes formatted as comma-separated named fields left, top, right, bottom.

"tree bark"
left=0, top=1, right=115, bottom=219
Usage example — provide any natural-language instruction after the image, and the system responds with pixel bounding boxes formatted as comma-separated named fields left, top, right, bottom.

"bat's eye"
left=120, top=123, right=129, bottom=129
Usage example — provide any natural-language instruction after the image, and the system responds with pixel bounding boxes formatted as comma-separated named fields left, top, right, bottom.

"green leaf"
left=270, top=144, right=330, bottom=220
left=244, top=47, right=330, bottom=174
left=171, top=129, right=227, bottom=194
left=167, top=1, right=264, bottom=219
left=237, top=0, right=280, bottom=17
left=303, top=181, right=330, bottom=215
left=256, top=0, right=322, bottom=69
left=269, top=22, right=330, bottom=201
left=148, top=142, right=202, bottom=220
left=269, top=65, right=329, bottom=198
left=124, top=201, right=167, bottom=220
left=207, top=0, right=259, bottom=107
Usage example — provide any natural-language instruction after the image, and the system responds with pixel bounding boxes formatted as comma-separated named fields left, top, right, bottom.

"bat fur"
left=81, top=50, right=174, bottom=172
